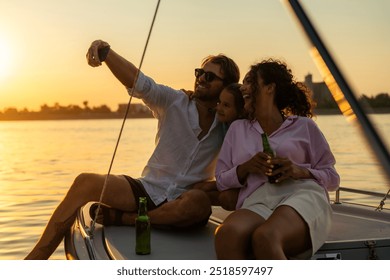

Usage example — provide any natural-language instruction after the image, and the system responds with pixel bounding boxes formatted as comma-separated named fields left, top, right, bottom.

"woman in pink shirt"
left=215, top=59, right=340, bottom=259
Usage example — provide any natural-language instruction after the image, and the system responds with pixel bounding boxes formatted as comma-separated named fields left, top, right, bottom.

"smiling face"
left=216, top=88, right=240, bottom=124
left=193, top=61, right=225, bottom=102
left=241, top=73, right=254, bottom=113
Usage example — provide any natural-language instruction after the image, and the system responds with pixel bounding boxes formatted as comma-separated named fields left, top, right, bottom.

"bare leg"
left=148, top=189, right=212, bottom=227
left=215, top=209, right=265, bottom=259
left=192, top=181, right=220, bottom=206
left=251, top=205, right=312, bottom=259
left=107, top=189, right=213, bottom=228
left=192, top=181, right=239, bottom=210
left=25, top=173, right=135, bottom=260
left=218, top=189, right=239, bottom=211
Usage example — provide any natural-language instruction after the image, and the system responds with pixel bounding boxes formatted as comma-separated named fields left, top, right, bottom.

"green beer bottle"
left=261, top=133, right=281, bottom=184
left=135, top=197, right=151, bottom=255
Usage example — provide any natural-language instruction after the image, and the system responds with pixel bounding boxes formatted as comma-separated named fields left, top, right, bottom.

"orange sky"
left=1, top=0, right=389, bottom=111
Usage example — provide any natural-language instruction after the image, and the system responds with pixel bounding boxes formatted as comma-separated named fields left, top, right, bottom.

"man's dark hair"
left=202, top=54, right=240, bottom=85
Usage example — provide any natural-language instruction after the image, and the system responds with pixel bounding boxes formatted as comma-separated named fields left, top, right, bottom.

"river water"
left=0, top=115, right=389, bottom=260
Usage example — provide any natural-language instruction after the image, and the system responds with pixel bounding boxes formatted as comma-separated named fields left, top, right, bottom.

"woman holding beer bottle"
left=215, top=59, right=340, bottom=260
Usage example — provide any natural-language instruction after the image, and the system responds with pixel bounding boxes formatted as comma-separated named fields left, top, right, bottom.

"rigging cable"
left=89, top=0, right=161, bottom=235
left=376, top=189, right=390, bottom=212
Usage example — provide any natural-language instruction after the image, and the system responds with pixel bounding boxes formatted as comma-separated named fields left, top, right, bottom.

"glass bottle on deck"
left=135, top=197, right=151, bottom=255
left=261, top=133, right=281, bottom=184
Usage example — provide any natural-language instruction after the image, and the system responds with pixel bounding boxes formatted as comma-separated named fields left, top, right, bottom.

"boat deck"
left=211, top=203, right=390, bottom=242
left=65, top=201, right=390, bottom=260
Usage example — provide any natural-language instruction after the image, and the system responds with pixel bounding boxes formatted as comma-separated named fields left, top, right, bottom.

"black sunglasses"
left=195, top=68, right=224, bottom=83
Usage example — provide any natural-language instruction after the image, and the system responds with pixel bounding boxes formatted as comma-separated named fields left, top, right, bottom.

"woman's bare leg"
left=25, top=173, right=136, bottom=260
left=251, top=205, right=311, bottom=259
left=215, top=209, right=265, bottom=259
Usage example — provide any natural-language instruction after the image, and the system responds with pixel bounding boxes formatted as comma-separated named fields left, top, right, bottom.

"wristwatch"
left=98, top=45, right=111, bottom=62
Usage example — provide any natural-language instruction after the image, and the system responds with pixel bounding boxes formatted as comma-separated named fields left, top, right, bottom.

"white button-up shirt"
left=128, top=72, right=224, bottom=206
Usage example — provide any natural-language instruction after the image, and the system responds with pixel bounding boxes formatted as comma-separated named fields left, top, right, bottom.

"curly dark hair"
left=246, top=59, right=316, bottom=119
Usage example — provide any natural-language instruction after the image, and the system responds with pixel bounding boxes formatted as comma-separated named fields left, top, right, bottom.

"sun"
left=0, top=39, right=12, bottom=79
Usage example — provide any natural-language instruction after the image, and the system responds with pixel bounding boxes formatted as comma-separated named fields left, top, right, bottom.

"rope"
left=375, top=188, right=390, bottom=212
left=89, top=0, right=161, bottom=235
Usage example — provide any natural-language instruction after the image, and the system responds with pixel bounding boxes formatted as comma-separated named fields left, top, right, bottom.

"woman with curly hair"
left=215, top=59, right=340, bottom=259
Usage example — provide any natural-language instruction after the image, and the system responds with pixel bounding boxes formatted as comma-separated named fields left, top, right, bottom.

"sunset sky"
left=1, top=0, right=389, bottom=111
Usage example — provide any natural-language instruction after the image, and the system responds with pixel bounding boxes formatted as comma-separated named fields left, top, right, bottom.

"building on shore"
left=303, top=73, right=336, bottom=108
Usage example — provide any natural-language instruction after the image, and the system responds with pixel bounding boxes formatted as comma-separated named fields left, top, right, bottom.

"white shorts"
left=241, top=179, right=332, bottom=259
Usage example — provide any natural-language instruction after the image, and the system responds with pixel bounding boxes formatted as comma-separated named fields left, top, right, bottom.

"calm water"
left=0, top=115, right=389, bottom=260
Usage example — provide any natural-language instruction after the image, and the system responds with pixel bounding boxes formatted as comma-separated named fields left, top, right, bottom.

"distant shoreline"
left=313, top=107, right=390, bottom=115
left=1, top=108, right=389, bottom=121
left=0, top=111, right=154, bottom=121
left=0, top=115, right=151, bottom=121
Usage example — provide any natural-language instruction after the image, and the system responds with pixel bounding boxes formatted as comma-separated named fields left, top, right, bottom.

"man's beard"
left=193, top=85, right=218, bottom=102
